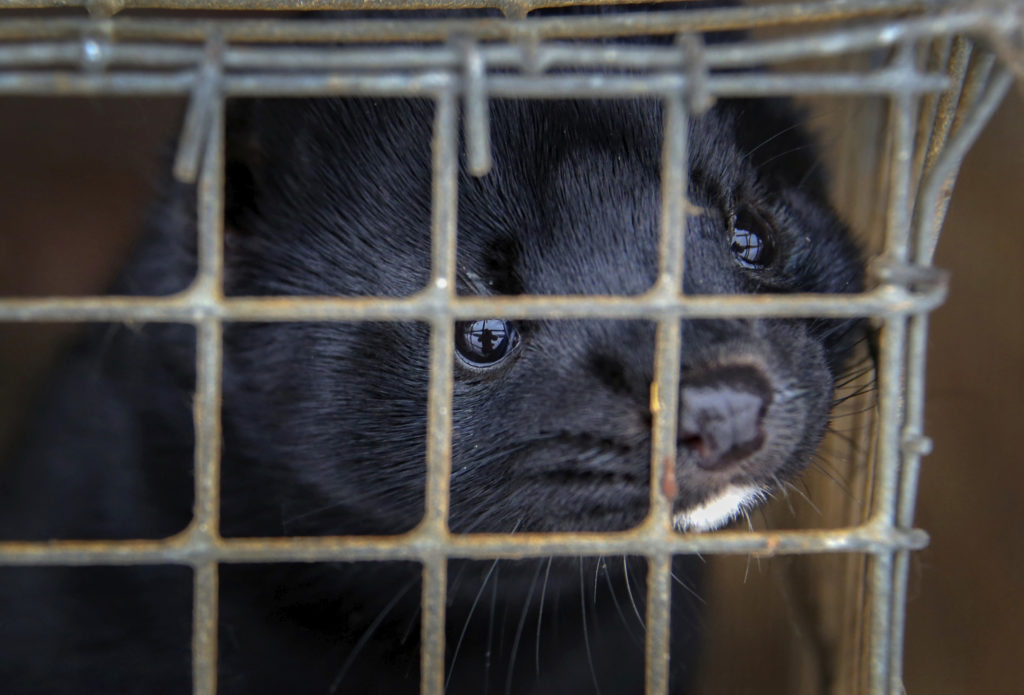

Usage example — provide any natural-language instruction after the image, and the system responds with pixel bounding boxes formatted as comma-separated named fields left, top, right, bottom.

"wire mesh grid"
left=0, top=1, right=1019, bottom=694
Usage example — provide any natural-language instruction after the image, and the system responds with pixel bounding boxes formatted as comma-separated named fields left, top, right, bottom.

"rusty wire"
left=0, top=2, right=1018, bottom=694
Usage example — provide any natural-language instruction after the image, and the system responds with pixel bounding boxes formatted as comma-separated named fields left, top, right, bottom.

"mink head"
left=213, top=96, right=863, bottom=536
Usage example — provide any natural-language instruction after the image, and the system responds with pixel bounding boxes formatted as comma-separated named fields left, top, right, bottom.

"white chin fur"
left=673, top=484, right=767, bottom=533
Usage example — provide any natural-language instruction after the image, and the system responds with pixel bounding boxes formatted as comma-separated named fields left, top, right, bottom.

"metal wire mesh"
left=0, top=1, right=1019, bottom=694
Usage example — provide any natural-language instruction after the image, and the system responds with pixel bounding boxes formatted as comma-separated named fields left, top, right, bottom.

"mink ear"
left=224, top=100, right=262, bottom=235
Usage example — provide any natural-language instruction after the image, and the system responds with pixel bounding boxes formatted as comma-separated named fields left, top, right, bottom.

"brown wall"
left=904, top=87, right=1024, bottom=695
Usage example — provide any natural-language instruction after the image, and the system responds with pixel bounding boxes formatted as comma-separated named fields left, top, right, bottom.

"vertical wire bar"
left=910, top=36, right=952, bottom=190
left=420, top=556, right=449, bottom=695
left=420, top=81, right=458, bottom=695
left=173, top=36, right=223, bottom=184
left=881, top=47, right=918, bottom=265
left=645, top=554, right=673, bottom=695
left=193, top=560, right=220, bottom=695
left=424, top=81, right=457, bottom=541
left=886, top=312, right=928, bottom=693
left=888, top=60, right=1014, bottom=695
left=462, top=38, right=492, bottom=177
left=909, top=36, right=969, bottom=262
left=194, top=98, right=226, bottom=292
left=193, top=318, right=223, bottom=695
left=920, top=36, right=971, bottom=176
left=867, top=551, right=895, bottom=695
left=916, top=64, right=1010, bottom=266
left=651, top=88, right=688, bottom=523
left=873, top=49, right=917, bottom=524
left=645, top=86, right=688, bottom=695
left=868, top=43, right=917, bottom=695
left=948, top=51, right=997, bottom=135
left=190, top=87, right=225, bottom=695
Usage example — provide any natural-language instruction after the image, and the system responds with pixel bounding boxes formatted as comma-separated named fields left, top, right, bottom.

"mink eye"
left=455, top=319, right=519, bottom=366
left=731, top=209, right=775, bottom=270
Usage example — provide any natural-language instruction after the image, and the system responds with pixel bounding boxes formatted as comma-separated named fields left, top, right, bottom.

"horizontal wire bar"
left=703, top=9, right=998, bottom=68
left=484, top=70, right=949, bottom=97
left=0, top=69, right=197, bottom=93
left=0, top=523, right=930, bottom=566
left=0, top=41, right=204, bottom=66
left=0, top=285, right=947, bottom=323
left=0, top=1, right=950, bottom=43
left=0, top=66, right=950, bottom=97
left=3, top=0, right=943, bottom=11
left=0, top=10, right=994, bottom=73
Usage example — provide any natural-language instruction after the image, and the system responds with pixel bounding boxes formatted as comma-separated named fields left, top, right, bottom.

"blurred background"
left=0, top=33, right=1021, bottom=695
left=904, top=85, right=1024, bottom=695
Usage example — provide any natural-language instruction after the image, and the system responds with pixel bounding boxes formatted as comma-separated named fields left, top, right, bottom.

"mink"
left=0, top=89, right=863, bottom=692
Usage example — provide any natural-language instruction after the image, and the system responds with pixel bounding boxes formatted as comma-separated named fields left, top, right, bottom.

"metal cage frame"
left=0, top=1, right=1019, bottom=694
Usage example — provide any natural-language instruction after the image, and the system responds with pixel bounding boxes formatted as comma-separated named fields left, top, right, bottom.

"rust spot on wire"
left=660, top=456, right=679, bottom=501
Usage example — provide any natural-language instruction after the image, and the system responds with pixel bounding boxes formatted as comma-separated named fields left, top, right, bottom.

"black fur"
left=0, top=87, right=862, bottom=692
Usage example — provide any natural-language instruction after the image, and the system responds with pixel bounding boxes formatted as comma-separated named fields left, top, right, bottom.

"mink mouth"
left=507, top=473, right=769, bottom=534
left=672, top=483, right=769, bottom=532
left=531, top=468, right=769, bottom=530
left=455, top=407, right=808, bottom=533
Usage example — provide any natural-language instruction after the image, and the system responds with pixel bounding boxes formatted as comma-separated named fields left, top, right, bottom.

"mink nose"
left=678, top=366, right=771, bottom=471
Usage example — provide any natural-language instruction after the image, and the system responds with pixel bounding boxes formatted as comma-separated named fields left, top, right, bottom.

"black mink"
left=0, top=90, right=863, bottom=693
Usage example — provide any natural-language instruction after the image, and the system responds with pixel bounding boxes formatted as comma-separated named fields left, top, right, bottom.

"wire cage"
left=0, top=1, right=1020, bottom=694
